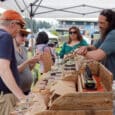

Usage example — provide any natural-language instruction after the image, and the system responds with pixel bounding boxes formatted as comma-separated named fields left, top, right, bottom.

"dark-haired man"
left=76, top=9, right=115, bottom=80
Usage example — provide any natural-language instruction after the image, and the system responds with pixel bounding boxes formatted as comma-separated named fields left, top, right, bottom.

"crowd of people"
left=0, top=8, right=115, bottom=114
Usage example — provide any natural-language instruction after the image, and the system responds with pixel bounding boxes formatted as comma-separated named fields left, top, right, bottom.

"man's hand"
left=75, top=46, right=88, bottom=55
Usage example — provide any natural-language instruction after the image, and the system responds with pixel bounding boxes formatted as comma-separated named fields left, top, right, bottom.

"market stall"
left=11, top=54, right=113, bottom=115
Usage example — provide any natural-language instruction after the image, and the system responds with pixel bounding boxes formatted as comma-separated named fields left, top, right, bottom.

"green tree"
left=50, top=30, right=59, bottom=36
left=25, top=18, right=51, bottom=33
left=37, top=21, right=51, bottom=29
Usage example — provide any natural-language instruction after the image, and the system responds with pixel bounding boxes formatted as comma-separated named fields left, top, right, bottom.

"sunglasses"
left=15, top=22, right=24, bottom=28
left=69, top=31, right=77, bottom=35
left=20, top=33, right=27, bottom=37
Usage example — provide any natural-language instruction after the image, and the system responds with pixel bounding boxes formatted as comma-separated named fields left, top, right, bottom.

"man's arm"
left=86, top=30, right=115, bottom=61
left=85, top=48, right=106, bottom=61
left=87, top=45, right=97, bottom=51
left=76, top=45, right=96, bottom=55
left=0, top=59, right=25, bottom=100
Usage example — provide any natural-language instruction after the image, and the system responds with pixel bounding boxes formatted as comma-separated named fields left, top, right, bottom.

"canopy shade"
left=0, top=0, right=115, bottom=18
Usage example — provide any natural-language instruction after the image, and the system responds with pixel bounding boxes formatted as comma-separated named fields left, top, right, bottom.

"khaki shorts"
left=0, top=93, right=17, bottom=115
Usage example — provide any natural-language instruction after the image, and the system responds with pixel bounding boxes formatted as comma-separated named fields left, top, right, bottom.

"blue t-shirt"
left=0, top=29, right=20, bottom=93
left=94, top=30, right=115, bottom=80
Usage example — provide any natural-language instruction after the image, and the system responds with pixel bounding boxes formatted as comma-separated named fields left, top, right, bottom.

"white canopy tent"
left=0, top=7, right=5, bottom=13
left=0, top=0, right=115, bottom=18
left=45, top=31, right=58, bottom=39
left=38, top=29, right=58, bottom=39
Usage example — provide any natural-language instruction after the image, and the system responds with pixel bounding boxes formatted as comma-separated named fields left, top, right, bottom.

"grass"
left=27, top=51, right=41, bottom=82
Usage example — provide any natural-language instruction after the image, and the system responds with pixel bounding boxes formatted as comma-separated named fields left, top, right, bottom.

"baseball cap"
left=0, top=10, right=25, bottom=25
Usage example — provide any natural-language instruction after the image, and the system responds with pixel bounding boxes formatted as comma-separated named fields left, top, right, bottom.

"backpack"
left=42, top=45, right=55, bottom=63
left=41, top=45, right=54, bottom=73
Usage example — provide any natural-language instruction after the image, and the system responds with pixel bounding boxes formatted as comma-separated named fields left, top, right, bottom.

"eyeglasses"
left=20, top=33, right=27, bottom=37
left=15, top=22, right=24, bottom=28
left=69, top=31, right=77, bottom=35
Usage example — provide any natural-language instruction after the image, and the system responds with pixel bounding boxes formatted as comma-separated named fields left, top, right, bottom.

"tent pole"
left=30, top=3, right=35, bottom=56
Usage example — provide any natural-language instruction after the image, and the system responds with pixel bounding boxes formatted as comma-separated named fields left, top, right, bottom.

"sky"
left=34, top=18, right=58, bottom=25
left=0, top=7, right=6, bottom=13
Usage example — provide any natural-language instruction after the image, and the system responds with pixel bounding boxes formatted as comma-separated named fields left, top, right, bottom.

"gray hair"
left=0, top=20, right=18, bottom=27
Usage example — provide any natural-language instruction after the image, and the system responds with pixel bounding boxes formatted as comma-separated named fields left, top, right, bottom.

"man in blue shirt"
left=76, top=9, right=115, bottom=80
left=0, top=10, right=26, bottom=114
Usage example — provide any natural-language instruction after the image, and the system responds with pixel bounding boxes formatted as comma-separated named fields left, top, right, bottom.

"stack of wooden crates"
left=25, top=61, right=113, bottom=115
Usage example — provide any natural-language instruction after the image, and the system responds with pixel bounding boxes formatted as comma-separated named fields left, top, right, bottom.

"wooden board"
left=50, top=81, right=76, bottom=98
left=88, top=61, right=100, bottom=75
left=62, top=71, right=77, bottom=82
left=78, top=75, right=83, bottom=92
left=49, top=92, right=112, bottom=110
left=35, top=110, right=112, bottom=115
left=11, top=94, right=48, bottom=115
left=99, top=64, right=113, bottom=91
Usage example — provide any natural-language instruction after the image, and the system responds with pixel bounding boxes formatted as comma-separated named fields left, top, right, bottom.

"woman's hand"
left=28, top=54, right=41, bottom=64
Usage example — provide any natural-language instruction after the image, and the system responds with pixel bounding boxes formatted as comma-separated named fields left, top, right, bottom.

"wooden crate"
left=48, top=63, right=113, bottom=109
left=25, top=62, right=113, bottom=115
